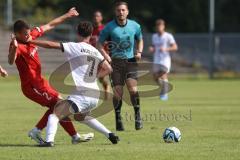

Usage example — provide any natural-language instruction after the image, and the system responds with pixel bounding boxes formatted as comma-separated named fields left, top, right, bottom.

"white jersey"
left=62, top=42, right=104, bottom=113
left=152, top=32, right=176, bottom=73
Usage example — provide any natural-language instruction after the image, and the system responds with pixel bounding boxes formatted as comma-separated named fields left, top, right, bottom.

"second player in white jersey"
left=149, top=19, right=178, bottom=101
left=152, top=32, right=176, bottom=73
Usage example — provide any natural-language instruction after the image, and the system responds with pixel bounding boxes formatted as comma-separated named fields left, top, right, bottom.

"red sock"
left=59, top=117, right=77, bottom=137
left=36, top=109, right=52, bottom=130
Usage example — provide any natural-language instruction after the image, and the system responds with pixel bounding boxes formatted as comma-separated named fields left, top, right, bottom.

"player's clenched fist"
left=66, top=7, right=79, bottom=18
left=11, top=33, right=18, bottom=48
left=0, top=66, right=8, bottom=78
left=148, top=46, right=155, bottom=53
left=134, top=52, right=142, bottom=61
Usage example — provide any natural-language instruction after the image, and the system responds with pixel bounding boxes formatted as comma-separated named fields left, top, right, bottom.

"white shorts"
left=67, top=94, right=99, bottom=114
left=153, top=53, right=171, bottom=73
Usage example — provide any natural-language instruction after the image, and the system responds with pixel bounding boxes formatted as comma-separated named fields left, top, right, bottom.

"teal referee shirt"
left=99, top=19, right=143, bottom=59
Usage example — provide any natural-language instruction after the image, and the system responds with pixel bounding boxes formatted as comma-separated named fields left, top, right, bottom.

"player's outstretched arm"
left=30, top=40, right=61, bottom=50
left=41, top=7, right=79, bottom=33
left=0, top=65, right=8, bottom=77
left=8, top=34, right=18, bottom=65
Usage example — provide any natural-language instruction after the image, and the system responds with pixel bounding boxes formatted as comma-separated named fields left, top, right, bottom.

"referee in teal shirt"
left=98, top=1, right=144, bottom=131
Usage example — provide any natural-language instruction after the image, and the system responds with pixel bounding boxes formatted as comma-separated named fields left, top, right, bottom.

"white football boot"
left=28, top=128, right=45, bottom=144
left=72, top=133, right=94, bottom=144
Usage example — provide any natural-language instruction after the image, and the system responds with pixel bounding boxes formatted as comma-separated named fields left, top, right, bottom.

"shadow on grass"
left=0, top=144, right=36, bottom=147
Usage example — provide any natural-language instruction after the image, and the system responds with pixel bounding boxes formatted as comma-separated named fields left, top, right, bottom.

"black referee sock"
left=113, top=97, right=122, bottom=117
left=130, top=92, right=143, bottom=130
left=113, top=97, right=124, bottom=131
left=130, top=92, right=140, bottom=115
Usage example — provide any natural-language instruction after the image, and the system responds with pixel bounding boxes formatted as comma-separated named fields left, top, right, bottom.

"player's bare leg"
left=57, top=99, right=94, bottom=144
left=28, top=102, right=90, bottom=145
left=154, top=71, right=169, bottom=100
left=126, top=78, right=143, bottom=130
left=29, top=98, right=93, bottom=145
left=99, top=76, right=110, bottom=100
left=39, top=101, right=72, bottom=147
left=40, top=100, right=119, bottom=147
left=54, top=99, right=82, bottom=144
left=112, top=85, right=124, bottom=131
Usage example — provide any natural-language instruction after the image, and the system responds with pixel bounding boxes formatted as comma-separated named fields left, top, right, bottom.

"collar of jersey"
left=115, top=19, right=128, bottom=27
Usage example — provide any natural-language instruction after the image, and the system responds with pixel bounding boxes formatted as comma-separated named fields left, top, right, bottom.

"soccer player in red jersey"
left=90, top=10, right=110, bottom=99
left=90, top=10, right=105, bottom=47
left=8, top=8, right=93, bottom=144
left=0, top=65, right=8, bottom=77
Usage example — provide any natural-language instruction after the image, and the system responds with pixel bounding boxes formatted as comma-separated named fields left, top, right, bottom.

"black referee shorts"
left=110, top=58, right=138, bottom=86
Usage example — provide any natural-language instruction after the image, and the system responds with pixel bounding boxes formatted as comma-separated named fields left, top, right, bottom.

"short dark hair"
left=77, top=21, right=93, bottom=37
left=93, top=10, right=102, bottom=16
left=13, top=20, right=30, bottom=33
left=156, top=19, right=165, bottom=26
left=114, top=1, right=128, bottom=9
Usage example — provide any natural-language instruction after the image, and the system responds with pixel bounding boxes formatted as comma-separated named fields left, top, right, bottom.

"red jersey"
left=92, top=24, right=104, bottom=36
left=14, top=26, right=45, bottom=87
left=90, top=24, right=104, bottom=47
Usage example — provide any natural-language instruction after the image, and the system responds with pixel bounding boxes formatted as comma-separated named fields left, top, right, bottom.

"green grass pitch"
left=0, top=76, right=240, bottom=160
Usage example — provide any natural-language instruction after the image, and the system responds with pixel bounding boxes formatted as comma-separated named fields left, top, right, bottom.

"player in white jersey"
left=149, top=19, right=178, bottom=100
left=29, top=21, right=119, bottom=147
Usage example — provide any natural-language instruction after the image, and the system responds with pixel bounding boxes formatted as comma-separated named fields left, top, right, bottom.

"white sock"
left=159, top=79, right=168, bottom=95
left=82, top=116, right=111, bottom=138
left=46, top=114, right=59, bottom=142
left=72, top=133, right=80, bottom=138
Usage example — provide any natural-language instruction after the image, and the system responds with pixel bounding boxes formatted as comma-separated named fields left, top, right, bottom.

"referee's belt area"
left=112, top=57, right=137, bottom=63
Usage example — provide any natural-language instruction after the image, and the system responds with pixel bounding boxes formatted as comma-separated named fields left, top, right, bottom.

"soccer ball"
left=163, top=127, right=181, bottom=143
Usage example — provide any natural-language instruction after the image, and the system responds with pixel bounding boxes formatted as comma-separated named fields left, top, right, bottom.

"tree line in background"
left=1, top=0, right=240, bottom=33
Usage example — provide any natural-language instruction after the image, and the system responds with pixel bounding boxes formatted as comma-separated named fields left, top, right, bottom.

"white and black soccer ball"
left=163, top=127, right=181, bottom=143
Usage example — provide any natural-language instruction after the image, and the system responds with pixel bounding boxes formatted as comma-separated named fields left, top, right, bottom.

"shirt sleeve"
left=96, top=50, right=105, bottom=66
left=98, top=25, right=110, bottom=44
left=61, top=42, right=72, bottom=54
left=168, top=34, right=176, bottom=45
left=30, top=26, right=44, bottom=39
left=134, top=24, right=143, bottom=41
left=97, top=50, right=104, bottom=61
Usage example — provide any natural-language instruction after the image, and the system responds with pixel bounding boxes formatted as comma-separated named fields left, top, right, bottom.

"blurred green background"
left=1, top=0, right=240, bottom=32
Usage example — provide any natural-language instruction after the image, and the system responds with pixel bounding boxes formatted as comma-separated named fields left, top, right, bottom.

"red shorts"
left=21, top=80, right=59, bottom=108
